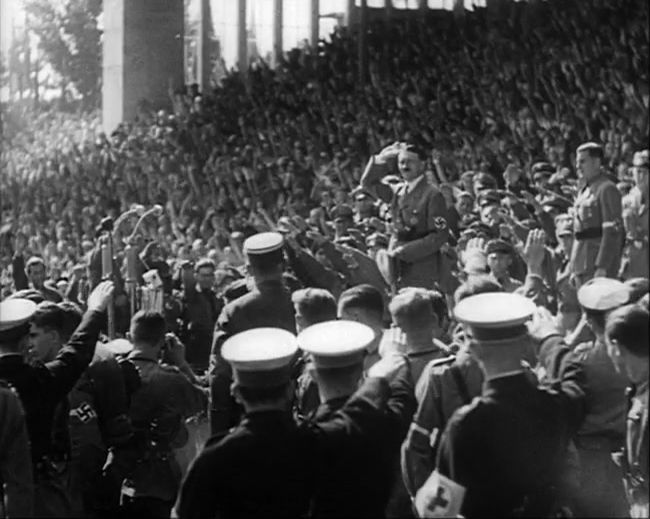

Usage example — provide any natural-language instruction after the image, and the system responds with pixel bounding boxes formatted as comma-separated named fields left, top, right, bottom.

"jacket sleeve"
left=536, top=335, right=586, bottom=433
left=44, top=309, right=104, bottom=400
left=311, top=377, right=391, bottom=448
left=401, top=363, right=447, bottom=497
left=208, top=307, right=236, bottom=435
left=596, top=182, right=623, bottom=272
left=397, top=191, right=449, bottom=263
left=360, top=156, right=394, bottom=204
left=11, top=253, right=28, bottom=291
left=0, top=388, right=34, bottom=518
left=287, top=244, right=344, bottom=298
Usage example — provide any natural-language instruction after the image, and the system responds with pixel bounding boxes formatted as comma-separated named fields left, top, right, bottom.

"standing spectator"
left=360, top=143, right=449, bottom=290
left=180, top=259, right=223, bottom=374
left=620, top=150, right=649, bottom=280
left=12, top=256, right=62, bottom=303
left=570, top=143, right=624, bottom=287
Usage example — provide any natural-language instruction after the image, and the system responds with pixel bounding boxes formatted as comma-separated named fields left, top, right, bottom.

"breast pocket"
left=578, top=198, right=599, bottom=225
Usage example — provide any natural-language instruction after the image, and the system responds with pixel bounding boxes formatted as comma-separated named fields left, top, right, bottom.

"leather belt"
left=574, top=228, right=603, bottom=241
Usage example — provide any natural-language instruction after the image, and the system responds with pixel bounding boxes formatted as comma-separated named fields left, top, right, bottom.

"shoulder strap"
left=449, top=363, right=471, bottom=406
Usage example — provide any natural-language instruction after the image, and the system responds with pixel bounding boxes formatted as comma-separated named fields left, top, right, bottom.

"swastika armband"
left=433, top=217, right=447, bottom=232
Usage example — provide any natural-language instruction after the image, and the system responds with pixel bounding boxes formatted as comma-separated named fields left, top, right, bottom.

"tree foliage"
left=24, top=0, right=102, bottom=108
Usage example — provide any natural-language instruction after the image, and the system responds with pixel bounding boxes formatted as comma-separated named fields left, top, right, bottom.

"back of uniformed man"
left=425, top=293, right=585, bottom=518
left=298, top=320, right=416, bottom=518
left=177, top=326, right=409, bottom=519
left=119, top=310, right=207, bottom=518
left=209, top=232, right=296, bottom=435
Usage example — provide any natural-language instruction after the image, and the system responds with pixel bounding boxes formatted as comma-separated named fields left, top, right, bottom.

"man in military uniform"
left=0, top=281, right=113, bottom=517
left=422, top=292, right=585, bottom=518
left=570, top=278, right=631, bottom=517
left=401, top=276, right=502, bottom=501
left=570, top=142, right=624, bottom=287
left=360, top=142, right=449, bottom=290
left=209, top=232, right=296, bottom=435
left=118, top=310, right=207, bottom=518
left=605, top=304, right=649, bottom=518
left=27, top=301, right=133, bottom=516
left=176, top=326, right=409, bottom=519
left=620, top=150, right=649, bottom=280
left=298, top=320, right=416, bottom=518
left=0, top=381, right=33, bottom=517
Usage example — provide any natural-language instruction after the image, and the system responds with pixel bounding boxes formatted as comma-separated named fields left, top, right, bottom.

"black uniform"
left=177, top=376, right=402, bottom=519
left=305, top=371, right=416, bottom=518
left=435, top=336, right=585, bottom=517
left=209, top=279, right=296, bottom=434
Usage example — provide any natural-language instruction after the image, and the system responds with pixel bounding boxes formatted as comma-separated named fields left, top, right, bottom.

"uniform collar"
left=406, top=175, right=424, bottom=193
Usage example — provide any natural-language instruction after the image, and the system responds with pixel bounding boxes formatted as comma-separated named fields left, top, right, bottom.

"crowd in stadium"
left=0, top=0, right=648, bottom=517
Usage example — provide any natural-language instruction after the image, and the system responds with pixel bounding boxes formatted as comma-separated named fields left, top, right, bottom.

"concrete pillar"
left=237, top=0, right=247, bottom=73
left=358, top=0, right=367, bottom=85
left=344, top=0, right=355, bottom=26
left=102, top=0, right=183, bottom=133
left=273, top=0, right=283, bottom=67
left=310, top=0, right=319, bottom=48
left=197, top=0, right=211, bottom=92
left=385, top=0, right=393, bottom=21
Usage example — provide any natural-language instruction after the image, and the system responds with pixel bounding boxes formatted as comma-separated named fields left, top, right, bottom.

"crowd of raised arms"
left=0, top=0, right=648, bottom=517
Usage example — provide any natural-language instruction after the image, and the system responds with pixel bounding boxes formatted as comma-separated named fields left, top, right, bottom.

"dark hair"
left=292, top=288, right=337, bottom=326
left=130, top=310, right=166, bottom=346
left=338, top=284, right=384, bottom=321
left=576, top=142, right=604, bottom=161
left=26, top=256, right=46, bottom=271
left=58, top=302, right=83, bottom=342
left=237, top=384, right=289, bottom=405
left=605, top=304, right=649, bottom=357
left=454, top=275, right=503, bottom=304
left=32, top=302, right=66, bottom=333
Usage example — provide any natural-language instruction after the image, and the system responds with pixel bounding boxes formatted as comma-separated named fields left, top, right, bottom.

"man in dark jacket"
left=0, top=281, right=113, bottom=516
left=209, top=232, right=296, bottom=435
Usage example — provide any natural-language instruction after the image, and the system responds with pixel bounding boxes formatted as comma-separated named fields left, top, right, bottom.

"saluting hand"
left=86, top=281, right=114, bottom=313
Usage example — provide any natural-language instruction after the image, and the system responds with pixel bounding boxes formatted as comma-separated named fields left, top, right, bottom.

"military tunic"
left=570, top=174, right=623, bottom=285
left=571, top=338, right=630, bottom=517
left=122, top=356, right=207, bottom=515
left=620, top=187, right=649, bottom=280
left=209, top=279, right=296, bottom=435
